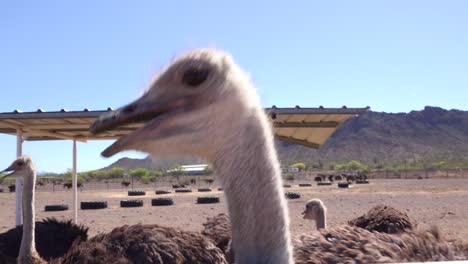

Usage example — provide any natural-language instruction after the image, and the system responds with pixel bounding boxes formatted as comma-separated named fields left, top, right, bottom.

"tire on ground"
left=285, top=192, right=301, bottom=199
left=355, top=180, right=370, bottom=184
left=45, top=204, right=69, bottom=212
left=151, top=198, right=174, bottom=206
left=175, top=188, right=192, bottom=193
left=81, top=201, right=108, bottom=210
left=128, top=190, right=146, bottom=196
left=155, top=190, right=172, bottom=195
left=283, top=184, right=292, bottom=188
left=298, top=183, right=312, bottom=187
left=338, top=182, right=350, bottom=188
left=120, top=199, right=144, bottom=208
left=197, top=196, right=220, bottom=204
left=198, top=187, right=212, bottom=192
left=317, top=182, right=332, bottom=186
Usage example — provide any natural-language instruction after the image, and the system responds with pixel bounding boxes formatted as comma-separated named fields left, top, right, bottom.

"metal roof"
left=0, top=106, right=370, bottom=148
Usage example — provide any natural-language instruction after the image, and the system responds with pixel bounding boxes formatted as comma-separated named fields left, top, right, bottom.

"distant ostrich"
left=313, top=176, right=322, bottom=182
left=65, top=48, right=294, bottom=263
left=334, top=175, right=342, bottom=181
left=63, top=182, right=83, bottom=190
left=0, top=157, right=89, bottom=263
left=296, top=198, right=468, bottom=262
left=327, top=175, right=334, bottom=182
left=121, top=180, right=131, bottom=188
left=346, top=175, right=355, bottom=182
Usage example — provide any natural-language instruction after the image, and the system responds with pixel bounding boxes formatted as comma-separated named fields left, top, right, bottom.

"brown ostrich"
left=347, top=204, right=414, bottom=234
left=202, top=213, right=234, bottom=263
left=296, top=198, right=468, bottom=263
left=120, top=180, right=130, bottom=188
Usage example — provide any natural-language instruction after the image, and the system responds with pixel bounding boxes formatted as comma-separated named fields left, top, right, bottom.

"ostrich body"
left=0, top=218, right=88, bottom=261
left=297, top=198, right=468, bottom=263
left=347, top=204, right=414, bottom=234
left=75, top=48, right=294, bottom=263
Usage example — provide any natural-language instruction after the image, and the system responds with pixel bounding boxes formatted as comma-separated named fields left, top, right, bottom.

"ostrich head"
left=302, top=198, right=327, bottom=230
left=1, top=156, right=35, bottom=181
left=90, top=48, right=259, bottom=161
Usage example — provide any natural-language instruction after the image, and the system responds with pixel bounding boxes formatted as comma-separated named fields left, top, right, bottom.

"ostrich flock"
left=0, top=49, right=467, bottom=264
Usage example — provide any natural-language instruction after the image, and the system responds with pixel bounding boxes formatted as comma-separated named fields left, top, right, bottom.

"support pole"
left=72, top=139, right=78, bottom=224
left=15, top=129, right=23, bottom=226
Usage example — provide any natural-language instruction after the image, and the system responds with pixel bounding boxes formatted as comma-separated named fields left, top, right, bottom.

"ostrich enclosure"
left=0, top=178, right=467, bottom=242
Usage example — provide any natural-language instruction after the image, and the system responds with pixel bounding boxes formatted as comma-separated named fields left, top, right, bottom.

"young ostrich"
left=296, top=198, right=468, bottom=263
left=63, top=48, right=294, bottom=264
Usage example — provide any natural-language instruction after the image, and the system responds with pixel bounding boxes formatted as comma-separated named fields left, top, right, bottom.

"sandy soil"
left=1, top=178, right=467, bottom=242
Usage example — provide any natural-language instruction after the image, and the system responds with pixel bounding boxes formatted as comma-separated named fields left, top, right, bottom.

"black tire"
left=317, top=182, right=332, bottom=186
left=44, top=204, right=69, bottom=212
left=355, top=180, right=370, bottom=184
left=217, top=187, right=223, bottom=191
left=81, top=201, right=108, bottom=210
left=120, top=199, right=144, bottom=208
left=175, top=188, right=192, bottom=193
left=155, top=190, right=172, bottom=195
left=198, top=187, right=212, bottom=192
left=283, top=184, right=292, bottom=188
left=128, top=190, right=146, bottom=196
left=338, top=182, right=350, bottom=188
left=285, top=192, right=301, bottom=199
left=298, top=183, right=312, bottom=187
left=172, top=184, right=186, bottom=189
left=197, top=196, right=220, bottom=204
left=151, top=198, right=174, bottom=206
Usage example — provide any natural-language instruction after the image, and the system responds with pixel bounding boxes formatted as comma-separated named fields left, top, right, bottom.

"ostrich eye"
left=17, top=161, right=24, bottom=166
left=182, top=68, right=209, bottom=87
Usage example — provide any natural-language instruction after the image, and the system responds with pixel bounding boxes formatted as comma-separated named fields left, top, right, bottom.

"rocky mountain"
left=102, top=106, right=468, bottom=170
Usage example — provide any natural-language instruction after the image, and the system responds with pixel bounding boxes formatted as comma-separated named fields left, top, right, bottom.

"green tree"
left=291, top=162, right=306, bottom=171
left=130, top=168, right=150, bottom=178
left=168, top=165, right=185, bottom=184
left=108, top=167, right=125, bottom=178
left=346, top=160, right=364, bottom=171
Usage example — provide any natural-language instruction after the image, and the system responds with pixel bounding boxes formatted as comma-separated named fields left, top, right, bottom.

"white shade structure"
left=0, top=106, right=369, bottom=225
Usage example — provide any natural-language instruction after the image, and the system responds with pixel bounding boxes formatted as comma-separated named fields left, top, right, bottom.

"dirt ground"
left=1, top=178, right=467, bottom=242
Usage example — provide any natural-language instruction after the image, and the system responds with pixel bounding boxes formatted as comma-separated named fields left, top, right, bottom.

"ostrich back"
left=348, top=204, right=414, bottom=234
left=0, top=217, right=88, bottom=261
left=294, top=225, right=468, bottom=264
left=55, top=224, right=227, bottom=264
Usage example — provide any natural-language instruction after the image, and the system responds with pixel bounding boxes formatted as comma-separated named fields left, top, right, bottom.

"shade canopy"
left=0, top=106, right=369, bottom=148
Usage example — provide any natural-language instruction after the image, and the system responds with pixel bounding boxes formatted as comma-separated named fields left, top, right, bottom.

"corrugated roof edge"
left=0, top=106, right=370, bottom=119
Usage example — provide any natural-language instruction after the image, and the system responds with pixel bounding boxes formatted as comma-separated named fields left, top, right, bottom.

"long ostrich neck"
left=315, top=206, right=327, bottom=230
left=19, top=168, right=38, bottom=261
left=214, top=111, right=293, bottom=264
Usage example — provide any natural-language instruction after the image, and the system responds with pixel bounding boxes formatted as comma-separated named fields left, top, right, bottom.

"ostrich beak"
left=0, top=165, right=16, bottom=181
left=89, top=94, right=203, bottom=158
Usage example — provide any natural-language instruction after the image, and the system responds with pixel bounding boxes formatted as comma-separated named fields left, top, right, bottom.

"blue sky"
left=1, top=1, right=467, bottom=172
